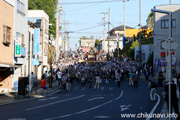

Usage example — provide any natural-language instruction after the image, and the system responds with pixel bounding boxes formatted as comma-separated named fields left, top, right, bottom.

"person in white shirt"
left=57, top=70, right=62, bottom=88
left=30, top=72, right=34, bottom=90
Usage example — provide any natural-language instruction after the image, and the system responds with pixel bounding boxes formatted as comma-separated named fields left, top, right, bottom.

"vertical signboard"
left=34, top=28, right=40, bottom=55
left=15, top=37, right=21, bottom=57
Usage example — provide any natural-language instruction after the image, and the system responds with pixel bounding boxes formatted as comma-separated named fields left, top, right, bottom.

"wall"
left=0, top=0, right=14, bottom=92
left=135, top=44, right=154, bottom=64
left=0, top=0, right=14, bottom=65
left=154, top=5, right=180, bottom=76
left=13, top=0, right=28, bottom=92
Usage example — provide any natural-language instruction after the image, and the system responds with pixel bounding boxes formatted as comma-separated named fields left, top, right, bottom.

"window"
left=161, top=20, right=165, bottom=28
left=16, top=32, right=24, bottom=46
left=161, top=19, right=176, bottom=28
left=17, top=0, right=25, bottom=16
left=3, top=26, right=11, bottom=45
left=21, top=34, right=24, bottom=47
left=172, top=19, right=176, bottom=28
left=165, top=20, right=169, bottom=28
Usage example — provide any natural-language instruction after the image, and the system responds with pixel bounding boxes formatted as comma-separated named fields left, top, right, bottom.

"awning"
left=0, top=63, right=22, bottom=68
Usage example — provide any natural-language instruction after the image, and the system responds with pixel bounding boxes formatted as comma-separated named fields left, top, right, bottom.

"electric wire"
left=61, top=0, right=133, bottom=5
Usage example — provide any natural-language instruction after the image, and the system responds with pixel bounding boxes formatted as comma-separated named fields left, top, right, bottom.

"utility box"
left=18, top=77, right=29, bottom=96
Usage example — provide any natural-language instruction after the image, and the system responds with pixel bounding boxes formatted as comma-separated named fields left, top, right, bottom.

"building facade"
left=0, top=0, right=14, bottom=93
left=135, top=44, right=154, bottom=64
left=153, top=5, right=180, bottom=76
left=28, top=10, right=49, bottom=80
left=13, top=0, right=28, bottom=91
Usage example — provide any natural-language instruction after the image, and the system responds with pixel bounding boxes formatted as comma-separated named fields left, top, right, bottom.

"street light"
left=49, top=34, right=54, bottom=88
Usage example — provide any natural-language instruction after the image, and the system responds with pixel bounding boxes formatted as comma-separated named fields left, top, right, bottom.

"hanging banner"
left=33, top=28, right=40, bottom=55
left=15, top=37, right=21, bottom=57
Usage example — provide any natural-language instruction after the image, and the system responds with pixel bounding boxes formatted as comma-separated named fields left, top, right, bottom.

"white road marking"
left=26, top=95, right=85, bottom=111
left=120, top=104, right=131, bottom=112
left=145, top=93, right=160, bottom=120
left=39, top=99, right=48, bottom=101
left=49, top=97, right=58, bottom=100
left=88, top=97, right=104, bottom=102
left=46, top=90, right=61, bottom=96
left=44, top=90, right=124, bottom=120
left=94, top=116, right=110, bottom=119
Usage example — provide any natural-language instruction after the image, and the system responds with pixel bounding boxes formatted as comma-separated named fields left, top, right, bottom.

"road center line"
left=145, top=93, right=160, bottom=120
left=26, top=95, right=85, bottom=111
left=44, top=90, right=123, bottom=120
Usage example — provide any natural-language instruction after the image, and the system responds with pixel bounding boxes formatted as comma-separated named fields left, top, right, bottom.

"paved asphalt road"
left=0, top=78, right=163, bottom=120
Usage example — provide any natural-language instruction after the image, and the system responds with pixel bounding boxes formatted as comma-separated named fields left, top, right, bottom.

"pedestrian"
left=30, top=72, right=34, bottom=90
left=81, top=72, right=85, bottom=87
left=158, top=72, right=163, bottom=88
left=148, top=80, right=157, bottom=101
left=164, top=80, right=180, bottom=120
left=133, top=70, right=139, bottom=88
left=88, top=70, right=93, bottom=88
left=129, top=70, right=134, bottom=86
left=62, top=74, right=66, bottom=90
left=44, top=71, right=48, bottom=81
left=145, top=69, right=149, bottom=82
left=117, top=71, right=121, bottom=88
left=94, top=74, right=100, bottom=89
left=40, top=75, right=48, bottom=95
left=66, top=75, right=71, bottom=91
left=57, top=69, right=62, bottom=88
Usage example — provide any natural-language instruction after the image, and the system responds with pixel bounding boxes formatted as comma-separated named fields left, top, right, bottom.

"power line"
left=61, top=0, right=132, bottom=5
left=70, top=24, right=104, bottom=32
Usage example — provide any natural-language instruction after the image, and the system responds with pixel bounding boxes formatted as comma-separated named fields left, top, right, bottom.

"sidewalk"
left=0, top=81, right=59, bottom=105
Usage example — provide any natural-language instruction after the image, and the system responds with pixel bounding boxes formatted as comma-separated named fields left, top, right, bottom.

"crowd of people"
left=44, top=57, right=146, bottom=91
left=39, top=56, right=180, bottom=119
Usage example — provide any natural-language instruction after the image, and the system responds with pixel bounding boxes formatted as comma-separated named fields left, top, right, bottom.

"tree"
left=28, top=0, right=56, bottom=37
left=128, top=40, right=139, bottom=60
left=95, top=39, right=100, bottom=47
left=146, top=11, right=154, bottom=29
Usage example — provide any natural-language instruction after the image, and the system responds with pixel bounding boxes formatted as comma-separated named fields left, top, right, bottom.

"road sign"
left=162, top=40, right=179, bottom=50
left=34, top=28, right=40, bottom=55
left=15, top=37, right=21, bottom=57
left=32, top=57, right=39, bottom=65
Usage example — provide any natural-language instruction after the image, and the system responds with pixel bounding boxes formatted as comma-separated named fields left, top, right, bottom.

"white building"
left=135, top=44, right=154, bottom=64
left=28, top=10, right=49, bottom=80
left=100, top=36, right=123, bottom=55
left=13, top=0, right=28, bottom=89
left=153, top=4, right=180, bottom=75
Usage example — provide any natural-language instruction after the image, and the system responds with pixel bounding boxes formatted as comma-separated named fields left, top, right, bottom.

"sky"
left=60, top=0, right=180, bottom=50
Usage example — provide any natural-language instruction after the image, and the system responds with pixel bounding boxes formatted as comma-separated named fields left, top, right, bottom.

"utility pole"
left=63, top=22, right=66, bottom=67
left=67, top=32, right=70, bottom=54
left=170, top=0, right=171, bottom=4
left=123, top=0, right=126, bottom=39
left=56, top=0, right=60, bottom=63
left=101, top=11, right=108, bottom=52
left=108, top=8, right=110, bottom=56
left=139, top=0, right=142, bottom=65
